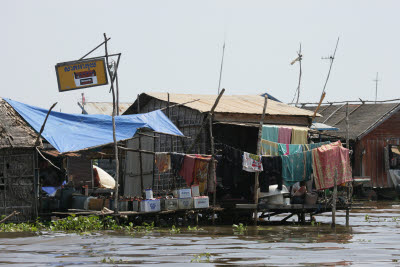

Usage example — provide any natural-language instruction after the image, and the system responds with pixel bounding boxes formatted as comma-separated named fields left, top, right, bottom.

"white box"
left=145, top=189, right=153, bottom=199
left=193, top=196, right=209, bottom=209
left=161, top=198, right=178, bottom=211
left=178, top=188, right=192, bottom=199
left=140, top=199, right=161, bottom=212
left=191, top=185, right=200, bottom=197
left=178, top=198, right=193, bottom=209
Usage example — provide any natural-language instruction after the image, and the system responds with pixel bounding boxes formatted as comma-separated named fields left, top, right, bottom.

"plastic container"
left=193, top=196, right=209, bottom=209
left=191, top=185, right=200, bottom=197
left=140, top=199, right=161, bottom=212
left=145, top=189, right=153, bottom=199
left=178, top=188, right=192, bottom=199
left=178, top=198, right=193, bottom=209
left=161, top=198, right=178, bottom=211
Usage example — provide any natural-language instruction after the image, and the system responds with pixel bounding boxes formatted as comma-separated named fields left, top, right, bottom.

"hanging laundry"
left=278, top=143, right=303, bottom=156
left=219, top=144, right=243, bottom=188
left=261, top=139, right=279, bottom=156
left=278, top=126, right=292, bottom=144
left=281, top=151, right=312, bottom=186
left=312, top=142, right=352, bottom=190
left=242, top=152, right=263, bottom=172
left=193, top=156, right=211, bottom=193
left=170, top=152, right=185, bottom=177
left=291, top=127, right=308, bottom=144
left=179, top=155, right=197, bottom=187
left=155, top=152, right=171, bottom=173
left=308, top=141, right=331, bottom=150
left=262, top=125, right=279, bottom=142
left=260, top=156, right=283, bottom=192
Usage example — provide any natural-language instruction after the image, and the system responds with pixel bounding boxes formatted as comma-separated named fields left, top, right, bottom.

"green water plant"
left=187, top=225, right=204, bottom=231
left=191, top=252, right=211, bottom=263
left=233, top=223, right=247, bottom=234
left=50, top=215, right=103, bottom=232
left=169, top=225, right=181, bottom=234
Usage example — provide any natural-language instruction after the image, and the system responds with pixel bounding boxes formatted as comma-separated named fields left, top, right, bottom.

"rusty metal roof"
left=80, top=102, right=133, bottom=115
left=0, top=98, right=40, bottom=149
left=133, top=93, right=316, bottom=117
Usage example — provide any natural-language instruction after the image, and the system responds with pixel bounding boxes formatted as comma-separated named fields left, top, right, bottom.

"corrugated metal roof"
left=213, top=121, right=309, bottom=130
left=81, top=102, right=133, bottom=115
left=304, top=102, right=400, bottom=139
left=143, top=93, right=316, bottom=117
left=0, top=98, right=40, bottom=149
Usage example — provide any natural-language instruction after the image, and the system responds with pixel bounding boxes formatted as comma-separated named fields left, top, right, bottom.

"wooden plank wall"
left=358, top=110, right=400, bottom=188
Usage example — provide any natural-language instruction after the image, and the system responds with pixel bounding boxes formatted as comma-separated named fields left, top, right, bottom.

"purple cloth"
left=278, top=127, right=292, bottom=144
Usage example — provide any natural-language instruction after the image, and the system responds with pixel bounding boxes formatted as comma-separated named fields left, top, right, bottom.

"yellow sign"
left=55, top=58, right=108, bottom=92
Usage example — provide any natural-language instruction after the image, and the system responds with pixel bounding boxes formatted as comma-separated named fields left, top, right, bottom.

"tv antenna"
left=312, top=37, right=340, bottom=121
left=217, top=41, right=226, bottom=95
left=373, top=72, right=381, bottom=103
left=290, top=43, right=303, bottom=106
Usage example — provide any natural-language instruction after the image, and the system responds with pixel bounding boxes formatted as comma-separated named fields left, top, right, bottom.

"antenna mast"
left=373, top=72, right=380, bottom=103
left=217, top=41, right=226, bottom=94
left=290, top=43, right=303, bottom=106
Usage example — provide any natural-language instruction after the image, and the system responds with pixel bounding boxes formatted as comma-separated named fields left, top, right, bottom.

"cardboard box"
left=178, top=188, right=192, bottom=199
left=193, top=196, right=209, bottom=209
left=140, top=199, right=161, bottom=212
left=178, top=198, right=193, bottom=210
left=191, top=185, right=200, bottom=197
left=161, top=198, right=178, bottom=211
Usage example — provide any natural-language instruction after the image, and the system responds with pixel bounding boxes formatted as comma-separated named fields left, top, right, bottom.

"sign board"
left=55, top=58, right=108, bottom=92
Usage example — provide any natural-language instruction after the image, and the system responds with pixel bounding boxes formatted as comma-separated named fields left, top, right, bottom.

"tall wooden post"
left=209, top=116, right=217, bottom=224
left=345, top=102, right=350, bottom=226
left=104, top=33, right=120, bottom=213
left=332, top=170, right=337, bottom=228
left=253, top=95, right=269, bottom=225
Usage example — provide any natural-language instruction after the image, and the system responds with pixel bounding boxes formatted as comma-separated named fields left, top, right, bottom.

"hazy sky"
left=1, top=0, right=399, bottom=113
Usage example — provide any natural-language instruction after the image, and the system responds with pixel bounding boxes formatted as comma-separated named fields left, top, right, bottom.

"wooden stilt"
left=332, top=171, right=337, bottom=228
left=253, top=95, right=269, bottom=225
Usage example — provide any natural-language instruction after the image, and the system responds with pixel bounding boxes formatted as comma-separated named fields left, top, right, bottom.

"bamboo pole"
left=209, top=116, right=216, bottom=224
left=312, top=92, right=326, bottom=122
left=104, top=33, right=120, bottom=213
left=253, top=95, right=269, bottom=225
left=345, top=102, right=351, bottom=226
left=332, top=170, right=337, bottom=228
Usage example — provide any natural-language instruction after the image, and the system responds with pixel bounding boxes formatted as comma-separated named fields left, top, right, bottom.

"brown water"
left=0, top=201, right=400, bottom=266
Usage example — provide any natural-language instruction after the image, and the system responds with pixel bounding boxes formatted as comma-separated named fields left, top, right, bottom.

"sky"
left=1, top=0, right=399, bottom=113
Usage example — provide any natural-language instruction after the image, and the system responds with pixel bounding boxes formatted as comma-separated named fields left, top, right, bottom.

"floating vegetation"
left=187, top=225, right=204, bottom=231
left=233, top=223, right=247, bottom=234
left=169, top=225, right=181, bottom=234
left=191, top=252, right=211, bottom=263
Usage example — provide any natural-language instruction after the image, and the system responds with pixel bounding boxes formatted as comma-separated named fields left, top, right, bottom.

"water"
left=0, top=201, right=400, bottom=266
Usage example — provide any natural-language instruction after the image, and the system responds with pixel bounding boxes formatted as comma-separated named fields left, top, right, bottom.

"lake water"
left=0, top=201, right=399, bottom=266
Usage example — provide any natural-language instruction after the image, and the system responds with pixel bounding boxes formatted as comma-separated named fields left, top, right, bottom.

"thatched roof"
left=0, top=98, right=40, bottom=149
left=304, top=102, right=400, bottom=140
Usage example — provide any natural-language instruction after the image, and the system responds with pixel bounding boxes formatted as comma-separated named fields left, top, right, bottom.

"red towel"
left=312, top=141, right=352, bottom=190
left=179, top=155, right=197, bottom=187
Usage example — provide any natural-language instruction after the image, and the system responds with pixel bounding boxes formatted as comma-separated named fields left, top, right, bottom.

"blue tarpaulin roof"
left=5, top=98, right=183, bottom=153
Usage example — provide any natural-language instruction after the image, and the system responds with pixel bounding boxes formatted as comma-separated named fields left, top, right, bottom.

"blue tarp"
left=5, top=98, right=183, bottom=153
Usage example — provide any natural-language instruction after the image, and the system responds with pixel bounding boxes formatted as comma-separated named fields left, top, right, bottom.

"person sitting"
left=291, top=181, right=307, bottom=204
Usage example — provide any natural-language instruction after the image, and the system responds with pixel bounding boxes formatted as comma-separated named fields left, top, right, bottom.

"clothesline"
left=153, top=140, right=352, bottom=191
